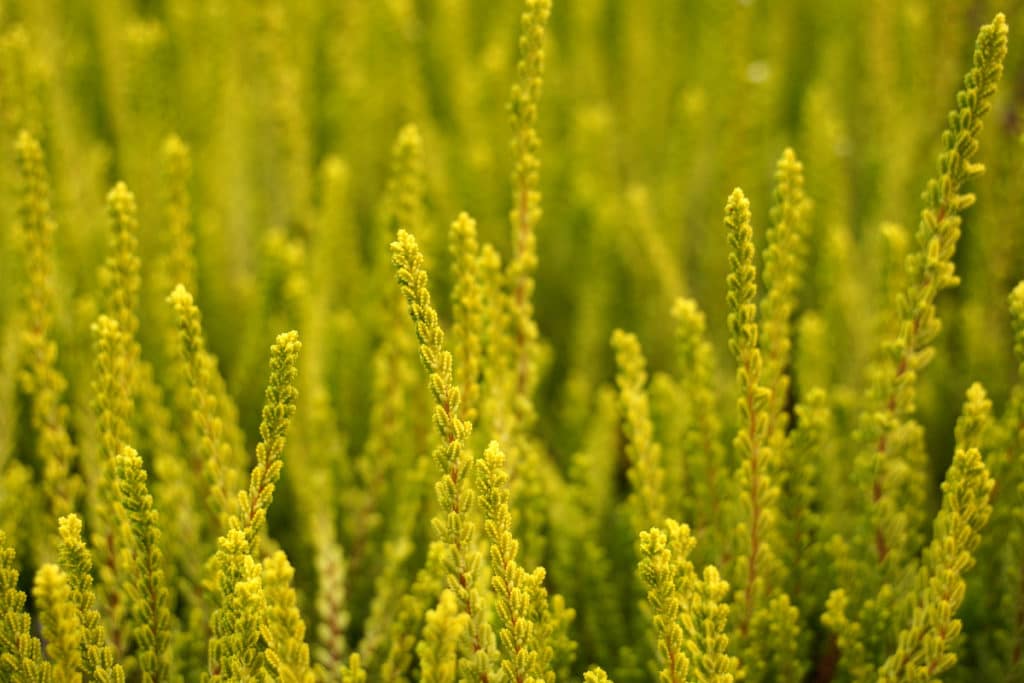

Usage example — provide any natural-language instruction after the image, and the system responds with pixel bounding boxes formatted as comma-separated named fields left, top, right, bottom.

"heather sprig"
left=637, top=521, right=696, bottom=683
left=161, top=135, right=196, bottom=295
left=103, top=182, right=142, bottom=344
left=417, top=590, right=467, bottom=683
left=206, top=529, right=266, bottom=680
left=15, top=130, right=79, bottom=520
left=1012, top=281, right=1024, bottom=376
left=33, top=563, right=82, bottom=681
left=476, top=439, right=552, bottom=682
left=999, top=282, right=1024, bottom=671
left=55, top=514, right=124, bottom=683
left=761, top=147, right=811, bottom=441
left=611, top=328, right=667, bottom=534
left=991, top=282, right=1024, bottom=678
left=449, top=212, right=485, bottom=423
left=91, top=315, right=133, bottom=473
left=506, top=0, right=553, bottom=430
left=99, top=179, right=185, bottom=570
left=386, top=124, right=427, bottom=246
left=877, top=448, right=994, bottom=681
left=670, top=297, right=726, bottom=549
left=231, top=330, right=302, bottom=550
left=638, top=519, right=739, bottom=683
left=89, top=314, right=132, bottom=656
left=391, top=228, right=498, bottom=681
left=261, top=551, right=315, bottom=683
left=954, top=383, right=994, bottom=453
left=854, top=11, right=1009, bottom=570
left=820, top=16, right=1011, bottom=678
left=724, top=188, right=780, bottom=621
left=167, top=284, right=241, bottom=535
left=723, top=186, right=801, bottom=681
left=0, top=532, right=50, bottom=682
left=687, top=566, right=739, bottom=683
left=583, top=668, right=612, bottom=683
left=778, top=390, right=830, bottom=620
left=207, top=330, right=300, bottom=679
left=114, top=446, right=173, bottom=683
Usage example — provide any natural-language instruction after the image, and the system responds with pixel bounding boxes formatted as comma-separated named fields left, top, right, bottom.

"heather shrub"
left=0, top=2, right=1022, bottom=682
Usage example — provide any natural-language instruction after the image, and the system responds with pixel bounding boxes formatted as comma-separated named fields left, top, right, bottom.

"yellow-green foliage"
left=638, top=520, right=739, bottom=683
left=638, top=521, right=697, bottom=683
left=262, top=550, right=316, bottom=683
left=0, top=533, right=50, bottom=681
left=417, top=589, right=468, bottom=683
left=476, top=440, right=552, bottom=682
left=114, top=445, right=172, bottom=683
left=1, top=2, right=1023, bottom=683
left=55, top=514, right=124, bottom=683
left=32, top=562, right=82, bottom=681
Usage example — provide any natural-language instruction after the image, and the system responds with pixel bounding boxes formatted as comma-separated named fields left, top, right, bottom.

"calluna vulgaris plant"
left=1, top=1, right=1024, bottom=681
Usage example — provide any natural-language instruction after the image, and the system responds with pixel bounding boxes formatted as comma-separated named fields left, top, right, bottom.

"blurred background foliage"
left=3, top=0, right=1023, bottom=463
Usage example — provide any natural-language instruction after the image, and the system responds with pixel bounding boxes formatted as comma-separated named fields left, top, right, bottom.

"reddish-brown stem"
left=103, top=531, right=126, bottom=655
left=814, top=636, right=840, bottom=683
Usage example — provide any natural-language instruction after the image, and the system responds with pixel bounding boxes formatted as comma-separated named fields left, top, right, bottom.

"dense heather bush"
left=0, top=1, right=1022, bottom=681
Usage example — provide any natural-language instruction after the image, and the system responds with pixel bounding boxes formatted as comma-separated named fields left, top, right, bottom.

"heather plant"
left=0, top=1, right=1022, bottom=682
